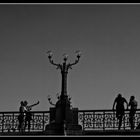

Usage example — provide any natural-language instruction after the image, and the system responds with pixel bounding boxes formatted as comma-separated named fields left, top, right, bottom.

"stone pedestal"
left=45, top=107, right=82, bottom=135
left=45, top=122, right=64, bottom=135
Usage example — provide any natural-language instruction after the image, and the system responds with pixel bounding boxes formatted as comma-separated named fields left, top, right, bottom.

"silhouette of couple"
left=18, top=100, right=39, bottom=132
left=113, top=94, right=138, bottom=130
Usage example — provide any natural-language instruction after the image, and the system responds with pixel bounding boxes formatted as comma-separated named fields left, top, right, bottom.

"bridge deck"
left=83, top=130, right=140, bottom=136
left=1, top=130, right=140, bottom=136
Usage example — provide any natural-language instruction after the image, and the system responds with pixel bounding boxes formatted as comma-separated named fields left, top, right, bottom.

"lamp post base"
left=45, top=122, right=64, bottom=135
left=45, top=107, right=82, bottom=135
left=45, top=123, right=82, bottom=136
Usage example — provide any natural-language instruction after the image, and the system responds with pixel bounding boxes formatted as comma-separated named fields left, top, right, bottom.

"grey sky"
left=0, top=4, right=140, bottom=111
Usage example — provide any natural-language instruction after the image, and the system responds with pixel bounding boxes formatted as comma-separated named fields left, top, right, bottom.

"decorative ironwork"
left=0, top=111, right=50, bottom=133
left=1, top=109, right=140, bottom=134
left=78, top=109, right=140, bottom=131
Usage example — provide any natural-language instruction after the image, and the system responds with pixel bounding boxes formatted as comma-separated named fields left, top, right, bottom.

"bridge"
left=0, top=109, right=140, bottom=136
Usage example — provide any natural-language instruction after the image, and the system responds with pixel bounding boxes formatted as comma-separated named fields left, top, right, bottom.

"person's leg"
left=27, top=120, right=31, bottom=131
left=129, top=111, right=135, bottom=130
left=129, top=116, right=132, bottom=129
left=24, top=118, right=27, bottom=131
left=18, top=121, right=21, bottom=132
left=21, top=120, right=25, bottom=132
left=131, top=116, right=135, bottom=130
left=118, top=115, right=123, bottom=130
left=132, top=111, right=136, bottom=130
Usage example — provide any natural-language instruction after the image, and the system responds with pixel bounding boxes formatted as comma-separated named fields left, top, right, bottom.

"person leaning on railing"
left=112, top=94, right=129, bottom=130
left=128, top=96, right=138, bottom=130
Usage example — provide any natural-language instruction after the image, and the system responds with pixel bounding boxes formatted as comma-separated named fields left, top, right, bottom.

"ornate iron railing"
left=0, top=109, right=140, bottom=134
left=78, top=109, right=140, bottom=131
left=0, top=111, right=50, bottom=133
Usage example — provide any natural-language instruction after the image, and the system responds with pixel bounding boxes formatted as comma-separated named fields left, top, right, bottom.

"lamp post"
left=47, top=50, right=81, bottom=134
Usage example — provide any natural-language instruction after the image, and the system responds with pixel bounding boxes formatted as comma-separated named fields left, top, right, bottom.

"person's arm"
left=128, top=101, right=130, bottom=106
left=28, top=101, right=40, bottom=108
left=134, top=100, right=138, bottom=109
left=112, top=99, right=116, bottom=110
left=124, top=98, right=129, bottom=110
left=23, top=106, right=27, bottom=113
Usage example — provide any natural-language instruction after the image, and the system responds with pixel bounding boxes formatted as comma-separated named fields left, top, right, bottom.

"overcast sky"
left=0, top=3, right=140, bottom=111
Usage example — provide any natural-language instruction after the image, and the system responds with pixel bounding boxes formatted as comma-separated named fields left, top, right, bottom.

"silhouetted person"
left=18, top=101, right=25, bottom=132
left=24, top=100, right=40, bottom=131
left=113, top=94, right=128, bottom=130
left=128, top=96, right=138, bottom=130
left=24, top=101, right=32, bottom=131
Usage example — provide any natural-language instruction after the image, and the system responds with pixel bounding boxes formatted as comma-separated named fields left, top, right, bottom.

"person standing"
left=18, top=101, right=25, bottom=132
left=128, top=96, right=138, bottom=130
left=112, top=94, right=129, bottom=130
left=23, top=100, right=40, bottom=131
left=24, top=101, right=32, bottom=132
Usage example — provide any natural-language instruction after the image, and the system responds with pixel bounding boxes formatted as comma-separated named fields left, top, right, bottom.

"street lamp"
left=46, top=50, right=81, bottom=134
left=47, top=50, right=81, bottom=99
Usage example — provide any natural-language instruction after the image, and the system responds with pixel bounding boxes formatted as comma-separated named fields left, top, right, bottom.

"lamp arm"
left=49, top=59, right=62, bottom=70
left=68, top=58, right=80, bottom=68
left=48, top=98, right=55, bottom=106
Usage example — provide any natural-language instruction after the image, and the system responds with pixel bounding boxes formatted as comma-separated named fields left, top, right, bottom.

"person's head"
left=20, top=101, right=24, bottom=106
left=117, top=94, right=122, bottom=98
left=24, top=100, right=28, bottom=106
left=130, top=96, right=135, bottom=100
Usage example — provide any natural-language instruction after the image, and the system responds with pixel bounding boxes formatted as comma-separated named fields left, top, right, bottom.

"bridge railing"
left=78, top=109, right=140, bottom=131
left=0, top=109, right=140, bottom=133
left=0, top=111, right=50, bottom=133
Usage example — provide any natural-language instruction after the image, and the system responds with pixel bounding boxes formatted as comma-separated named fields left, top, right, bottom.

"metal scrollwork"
left=1, top=110, right=140, bottom=133
left=0, top=111, right=50, bottom=133
left=78, top=110, right=140, bottom=131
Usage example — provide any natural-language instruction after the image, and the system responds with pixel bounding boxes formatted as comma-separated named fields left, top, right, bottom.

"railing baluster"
left=113, top=111, right=116, bottom=130
left=32, top=112, right=34, bottom=131
left=2, top=113, right=4, bottom=133
left=42, top=112, right=44, bottom=131
left=123, top=110, right=126, bottom=130
left=12, top=112, right=14, bottom=132
left=93, top=111, right=95, bottom=130
left=83, top=112, right=85, bottom=131
left=103, top=111, right=105, bottom=130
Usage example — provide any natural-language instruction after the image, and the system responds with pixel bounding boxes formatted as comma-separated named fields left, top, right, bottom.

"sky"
left=0, top=3, right=140, bottom=111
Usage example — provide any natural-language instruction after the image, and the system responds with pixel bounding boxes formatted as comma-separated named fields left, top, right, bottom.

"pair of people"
left=113, top=94, right=138, bottom=130
left=18, top=100, right=39, bottom=132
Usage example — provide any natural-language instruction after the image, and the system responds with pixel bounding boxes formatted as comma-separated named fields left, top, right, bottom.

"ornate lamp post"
left=46, top=50, right=81, bottom=134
